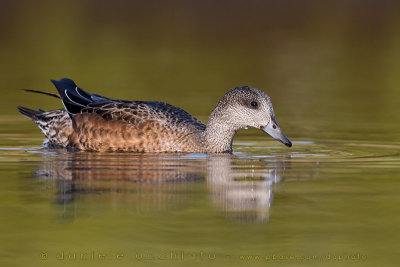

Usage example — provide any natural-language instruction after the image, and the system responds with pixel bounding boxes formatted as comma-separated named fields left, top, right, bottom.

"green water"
left=1, top=1, right=400, bottom=267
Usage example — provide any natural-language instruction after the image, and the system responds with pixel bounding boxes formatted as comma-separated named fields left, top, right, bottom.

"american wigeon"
left=18, top=78, right=292, bottom=152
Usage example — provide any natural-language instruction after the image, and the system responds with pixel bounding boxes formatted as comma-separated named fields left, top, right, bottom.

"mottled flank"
left=18, top=78, right=292, bottom=153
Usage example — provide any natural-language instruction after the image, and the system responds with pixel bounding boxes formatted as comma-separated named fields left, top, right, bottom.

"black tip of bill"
left=283, top=139, right=292, bottom=147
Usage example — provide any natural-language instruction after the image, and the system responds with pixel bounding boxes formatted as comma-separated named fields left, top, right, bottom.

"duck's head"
left=212, top=86, right=292, bottom=147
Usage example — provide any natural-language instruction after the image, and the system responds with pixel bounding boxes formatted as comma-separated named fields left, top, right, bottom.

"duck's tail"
left=17, top=106, right=72, bottom=146
left=17, top=89, right=62, bottom=123
left=17, top=106, right=46, bottom=121
left=17, top=87, right=61, bottom=122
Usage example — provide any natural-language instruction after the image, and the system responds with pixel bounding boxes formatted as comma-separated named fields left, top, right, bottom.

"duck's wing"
left=52, top=78, right=206, bottom=132
left=51, top=78, right=111, bottom=115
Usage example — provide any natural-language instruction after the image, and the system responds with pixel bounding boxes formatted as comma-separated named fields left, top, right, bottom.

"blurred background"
left=1, top=0, right=399, bottom=131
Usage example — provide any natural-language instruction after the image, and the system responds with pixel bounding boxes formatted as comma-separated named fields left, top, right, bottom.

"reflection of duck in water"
left=207, top=155, right=288, bottom=223
left=31, top=151, right=288, bottom=222
left=34, top=151, right=205, bottom=212
left=18, top=78, right=291, bottom=153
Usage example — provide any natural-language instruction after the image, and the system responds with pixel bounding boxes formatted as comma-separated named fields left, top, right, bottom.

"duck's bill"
left=261, top=118, right=292, bottom=147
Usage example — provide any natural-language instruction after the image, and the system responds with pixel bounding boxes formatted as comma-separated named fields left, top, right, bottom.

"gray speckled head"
left=214, top=86, right=275, bottom=128
left=205, top=86, right=292, bottom=152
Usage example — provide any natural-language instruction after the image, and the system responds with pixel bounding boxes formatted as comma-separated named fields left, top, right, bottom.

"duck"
left=18, top=78, right=292, bottom=153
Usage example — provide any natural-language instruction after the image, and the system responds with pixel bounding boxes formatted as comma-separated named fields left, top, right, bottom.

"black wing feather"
left=51, top=78, right=110, bottom=116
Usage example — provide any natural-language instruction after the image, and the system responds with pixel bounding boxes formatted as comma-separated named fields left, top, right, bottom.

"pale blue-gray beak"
left=261, top=117, right=292, bottom=147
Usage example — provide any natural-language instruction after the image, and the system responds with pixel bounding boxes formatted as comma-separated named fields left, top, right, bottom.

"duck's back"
left=82, top=100, right=205, bottom=133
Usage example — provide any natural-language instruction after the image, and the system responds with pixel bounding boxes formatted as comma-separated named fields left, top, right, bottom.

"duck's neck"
left=200, top=109, right=239, bottom=153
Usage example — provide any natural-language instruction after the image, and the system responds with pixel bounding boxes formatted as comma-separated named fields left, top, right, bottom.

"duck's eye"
left=250, top=101, right=258, bottom=108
